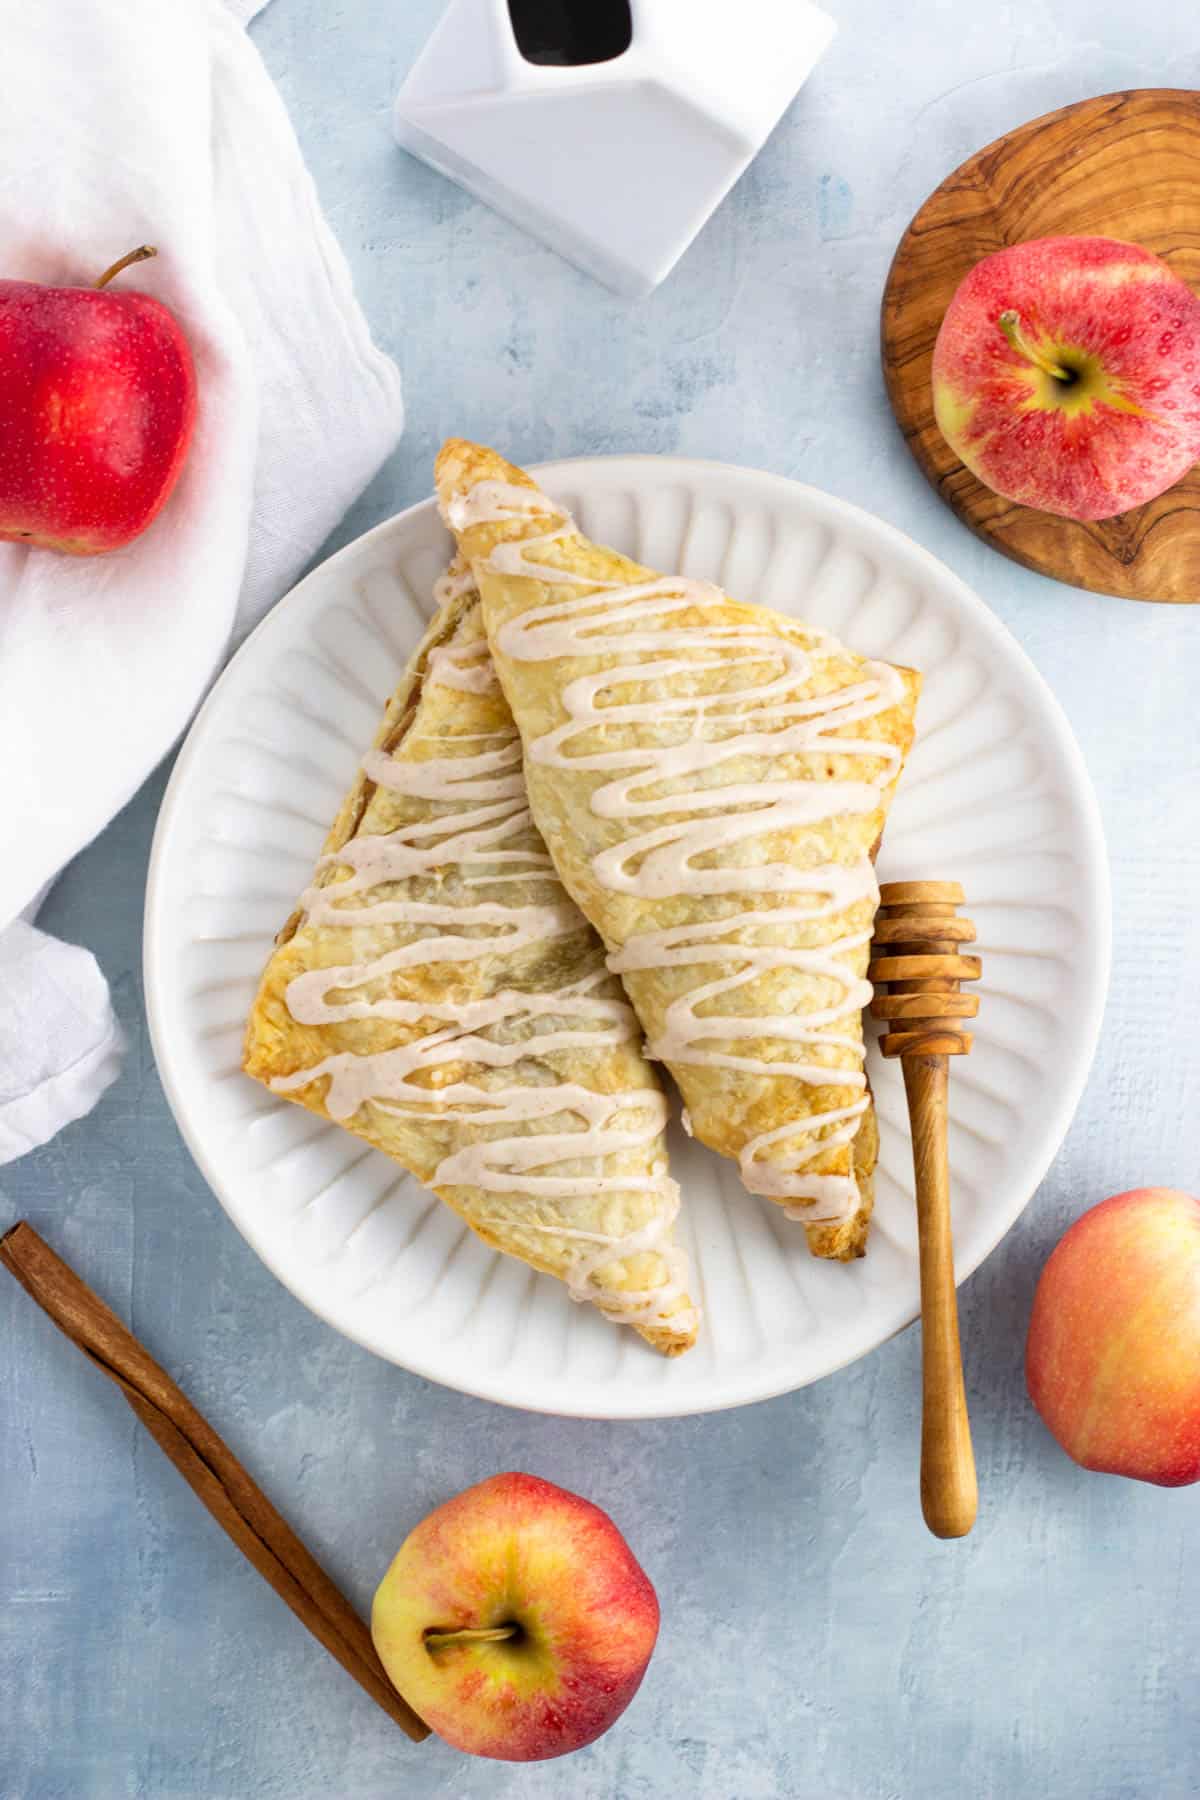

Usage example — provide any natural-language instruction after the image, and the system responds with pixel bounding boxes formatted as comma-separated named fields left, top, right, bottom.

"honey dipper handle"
left=901, top=1054, right=978, bottom=1540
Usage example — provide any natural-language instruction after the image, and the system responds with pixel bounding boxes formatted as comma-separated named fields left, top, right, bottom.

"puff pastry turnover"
left=243, top=564, right=698, bottom=1354
left=436, top=441, right=921, bottom=1259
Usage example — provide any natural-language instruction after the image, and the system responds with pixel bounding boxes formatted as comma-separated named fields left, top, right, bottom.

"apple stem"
left=423, top=1625, right=519, bottom=1651
left=93, top=246, right=158, bottom=291
left=998, top=309, right=1071, bottom=382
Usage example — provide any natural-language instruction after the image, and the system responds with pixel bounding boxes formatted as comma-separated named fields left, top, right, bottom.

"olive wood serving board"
left=881, top=88, right=1200, bottom=603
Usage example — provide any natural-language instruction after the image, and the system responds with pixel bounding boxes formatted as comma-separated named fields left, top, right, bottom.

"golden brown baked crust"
left=243, top=563, right=697, bottom=1354
left=436, top=440, right=919, bottom=1260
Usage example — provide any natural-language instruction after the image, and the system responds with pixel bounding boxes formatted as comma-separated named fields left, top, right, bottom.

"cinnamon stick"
left=0, top=1221, right=428, bottom=1744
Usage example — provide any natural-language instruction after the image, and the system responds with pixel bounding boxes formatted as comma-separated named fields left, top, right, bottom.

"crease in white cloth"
left=2, top=0, right=403, bottom=1164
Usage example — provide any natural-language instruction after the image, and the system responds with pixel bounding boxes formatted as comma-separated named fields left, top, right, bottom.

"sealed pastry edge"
left=241, top=560, right=698, bottom=1356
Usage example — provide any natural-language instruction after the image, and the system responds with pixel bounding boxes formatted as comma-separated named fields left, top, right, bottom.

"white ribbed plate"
left=145, top=458, right=1110, bottom=1418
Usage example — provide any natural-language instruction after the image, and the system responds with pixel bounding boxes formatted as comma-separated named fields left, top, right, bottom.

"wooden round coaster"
left=881, top=88, right=1200, bottom=603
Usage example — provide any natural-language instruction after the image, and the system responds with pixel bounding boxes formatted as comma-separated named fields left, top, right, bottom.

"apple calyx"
left=423, top=1624, right=520, bottom=1652
left=93, top=245, right=158, bottom=291
left=997, top=309, right=1073, bottom=383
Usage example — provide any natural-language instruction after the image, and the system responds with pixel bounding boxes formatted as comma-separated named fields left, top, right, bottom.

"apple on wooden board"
left=932, top=236, right=1200, bottom=520
left=0, top=245, right=196, bottom=555
left=371, top=1471, right=659, bottom=1761
left=1026, top=1189, right=1200, bottom=1487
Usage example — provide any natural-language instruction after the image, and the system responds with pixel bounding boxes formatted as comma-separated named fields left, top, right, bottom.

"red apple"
left=1026, top=1188, right=1200, bottom=1486
left=371, top=1471, right=659, bottom=1760
left=0, top=245, right=196, bottom=555
left=932, top=236, right=1200, bottom=520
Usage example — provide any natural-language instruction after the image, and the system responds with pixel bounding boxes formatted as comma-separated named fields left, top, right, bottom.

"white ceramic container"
left=394, top=0, right=837, bottom=296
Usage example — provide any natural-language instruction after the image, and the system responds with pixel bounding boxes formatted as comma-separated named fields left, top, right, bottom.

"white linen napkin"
left=1, top=0, right=403, bottom=1162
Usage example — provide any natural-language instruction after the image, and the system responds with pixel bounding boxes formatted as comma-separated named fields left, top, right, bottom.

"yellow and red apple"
left=932, top=236, right=1200, bottom=519
left=371, top=1471, right=659, bottom=1760
left=1026, top=1188, right=1200, bottom=1486
left=0, top=245, right=196, bottom=555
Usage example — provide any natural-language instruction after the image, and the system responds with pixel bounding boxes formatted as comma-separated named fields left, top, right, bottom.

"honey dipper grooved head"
left=869, top=882, right=980, bottom=1059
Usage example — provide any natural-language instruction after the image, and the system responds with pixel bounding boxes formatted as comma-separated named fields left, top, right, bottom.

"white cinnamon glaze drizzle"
left=271, top=596, right=694, bottom=1336
left=447, top=478, right=904, bottom=1223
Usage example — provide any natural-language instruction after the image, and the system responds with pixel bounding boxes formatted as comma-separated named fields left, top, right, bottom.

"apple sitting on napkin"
left=0, top=245, right=195, bottom=555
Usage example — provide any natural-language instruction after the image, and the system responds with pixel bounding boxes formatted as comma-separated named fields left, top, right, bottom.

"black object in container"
left=508, top=0, right=632, bottom=66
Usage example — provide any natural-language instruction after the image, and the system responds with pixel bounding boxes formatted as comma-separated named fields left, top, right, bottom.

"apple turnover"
left=243, top=562, right=698, bottom=1354
left=437, top=441, right=921, bottom=1259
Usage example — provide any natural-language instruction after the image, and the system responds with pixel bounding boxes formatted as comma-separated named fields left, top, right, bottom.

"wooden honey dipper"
left=869, top=881, right=981, bottom=1540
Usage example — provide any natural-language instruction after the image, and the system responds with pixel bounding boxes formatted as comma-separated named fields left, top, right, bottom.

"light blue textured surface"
left=4, top=4, right=1200, bottom=1796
